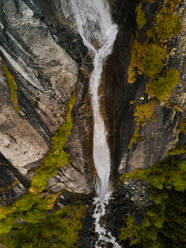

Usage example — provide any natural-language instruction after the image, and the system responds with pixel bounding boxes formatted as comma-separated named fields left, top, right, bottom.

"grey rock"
left=0, top=0, right=92, bottom=196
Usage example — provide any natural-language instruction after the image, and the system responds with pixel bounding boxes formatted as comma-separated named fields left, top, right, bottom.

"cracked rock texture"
left=0, top=0, right=185, bottom=204
left=0, top=0, right=93, bottom=201
left=101, top=0, right=186, bottom=177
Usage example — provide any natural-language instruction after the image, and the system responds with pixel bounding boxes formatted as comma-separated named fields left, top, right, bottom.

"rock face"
left=0, top=0, right=93, bottom=198
left=0, top=0, right=185, bottom=202
left=101, top=0, right=186, bottom=177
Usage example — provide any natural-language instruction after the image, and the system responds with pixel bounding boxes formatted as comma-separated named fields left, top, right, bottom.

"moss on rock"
left=2, top=64, right=20, bottom=113
left=136, top=3, right=146, bottom=30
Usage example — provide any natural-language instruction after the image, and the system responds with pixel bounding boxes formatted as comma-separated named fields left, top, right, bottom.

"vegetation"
left=128, top=0, right=182, bottom=149
left=0, top=92, right=85, bottom=248
left=128, top=101, right=156, bottom=148
left=146, top=69, right=180, bottom=101
left=120, top=153, right=186, bottom=248
left=136, top=3, right=146, bottom=29
left=2, top=64, right=20, bottom=113
left=142, top=44, right=167, bottom=78
left=134, top=101, right=156, bottom=126
left=0, top=180, right=19, bottom=193
left=154, top=7, right=183, bottom=41
left=1, top=203, right=85, bottom=248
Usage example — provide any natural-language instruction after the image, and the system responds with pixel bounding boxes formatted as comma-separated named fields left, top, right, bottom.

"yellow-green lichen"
left=2, top=64, right=20, bottom=113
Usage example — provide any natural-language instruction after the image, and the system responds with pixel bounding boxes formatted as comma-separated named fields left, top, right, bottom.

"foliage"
left=120, top=154, right=186, bottom=248
left=136, top=3, right=146, bottom=29
left=128, top=101, right=156, bottom=148
left=142, top=44, right=167, bottom=78
left=128, top=0, right=182, bottom=148
left=134, top=101, right=156, bottom=126
left=146, top=69, right=179, bottom=101
left=31, top=91, right=76, bottom=193
left=154, top=7, right=183, bottom=41
left=2, top=203, right=85, bottom=248
left=2, top=64, right=20, bottom=113
left=0, top=93, right=83, bottom=248
left=128, top=41, right=167, bottom=83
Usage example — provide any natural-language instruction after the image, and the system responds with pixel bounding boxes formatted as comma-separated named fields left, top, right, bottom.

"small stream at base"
left=68, top=0, right=121, bottom=247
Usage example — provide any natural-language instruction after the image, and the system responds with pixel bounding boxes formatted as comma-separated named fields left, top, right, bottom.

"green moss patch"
left=2, top=64, right=20, bottom=113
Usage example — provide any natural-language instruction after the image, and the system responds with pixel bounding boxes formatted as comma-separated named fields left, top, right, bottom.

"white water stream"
left=69, top=0, right=120, bottom=247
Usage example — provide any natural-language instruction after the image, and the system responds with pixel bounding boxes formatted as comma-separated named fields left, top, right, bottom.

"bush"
left=120, top=155, right=186, bottom=247
left=146, top=69, right=180, bottom=101
left=154, top=7, right=183, bottom=41
left=142, top=44, right=167, bottom=78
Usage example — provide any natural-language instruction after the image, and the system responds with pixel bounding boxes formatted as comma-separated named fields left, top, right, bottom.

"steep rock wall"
left=0, top=0, right=94, bottom=199
left=102, top=0, right=185, bottom=179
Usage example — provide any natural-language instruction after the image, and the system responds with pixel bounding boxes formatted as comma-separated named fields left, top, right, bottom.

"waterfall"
left=69, top=0, right=120, bottom=247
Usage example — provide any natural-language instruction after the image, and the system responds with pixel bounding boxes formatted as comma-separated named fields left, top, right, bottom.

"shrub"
left=146, top=69, right=180, bottom=101
left=0, top=92, right=78, bottom=245
left=154, top=7, right=183, bottom=41
left=134, top=101, right=156, bottom=126
left=142, top=44, right=167, bottom=78
left=120, top=155, right=186, bottom=247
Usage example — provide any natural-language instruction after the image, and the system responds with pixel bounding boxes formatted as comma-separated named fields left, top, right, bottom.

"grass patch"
left=2, top=64, right=20, bottom=113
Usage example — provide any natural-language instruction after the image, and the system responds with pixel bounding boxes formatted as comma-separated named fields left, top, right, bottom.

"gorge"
left=0, top=0, right=185, bottom=248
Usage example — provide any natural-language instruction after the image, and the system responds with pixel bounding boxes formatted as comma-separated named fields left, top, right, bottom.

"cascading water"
left=69, top=0, right=121, bottom=247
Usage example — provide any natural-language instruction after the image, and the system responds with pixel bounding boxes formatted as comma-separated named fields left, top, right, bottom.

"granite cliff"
left=0, top=0, right=185, bottom=247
